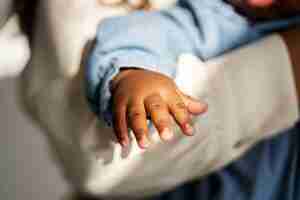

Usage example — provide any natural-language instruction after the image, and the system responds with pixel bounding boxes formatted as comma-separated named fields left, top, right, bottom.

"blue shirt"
left=86, top=0, right=300, bottom=125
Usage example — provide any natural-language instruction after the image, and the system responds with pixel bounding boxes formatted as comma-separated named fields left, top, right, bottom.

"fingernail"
left=161, top=128, right=173, bottom=141
left=140, top=138, right=150, bottom=149
left=184, top=123, right=194, bottom=136
left=121, top=140, right=129, bottom=147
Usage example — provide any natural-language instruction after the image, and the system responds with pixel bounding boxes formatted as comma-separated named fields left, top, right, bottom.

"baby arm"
left=109, top=68, right=208, bottom=148
left=86, top=0, right=259, bottom=148
left=86, top=0, right=300, bottom=148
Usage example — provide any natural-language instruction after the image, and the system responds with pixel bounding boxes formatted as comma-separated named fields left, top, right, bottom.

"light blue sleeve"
left=86, top=0, right=300, bottom=125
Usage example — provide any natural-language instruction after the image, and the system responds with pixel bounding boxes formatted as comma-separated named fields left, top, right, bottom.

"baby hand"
left=110, top=68, right=208, bottom=149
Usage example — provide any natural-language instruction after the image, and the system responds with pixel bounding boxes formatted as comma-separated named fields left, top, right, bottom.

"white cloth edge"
left=0, top=15, right=30, bottom=78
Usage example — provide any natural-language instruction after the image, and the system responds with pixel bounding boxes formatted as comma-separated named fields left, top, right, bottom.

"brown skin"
left=112, top=27, right=300, bottom=149
left=229, top=0, right=300, bottom=20
left=110, top=1, right=300, bottom=149
left=111, top=69, right=208, bottom=148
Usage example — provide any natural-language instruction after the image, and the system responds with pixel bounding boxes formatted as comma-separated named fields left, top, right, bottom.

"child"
left=86, top=0, right=300, bottom=149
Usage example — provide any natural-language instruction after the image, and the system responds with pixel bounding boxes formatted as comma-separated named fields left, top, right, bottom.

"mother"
left=19, top=0, right=299, bottom=199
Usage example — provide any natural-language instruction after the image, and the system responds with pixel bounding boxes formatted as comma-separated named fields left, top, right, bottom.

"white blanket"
left=0, top=15, right=30, bottom=78
left=19, top=0, right=299, bottom=198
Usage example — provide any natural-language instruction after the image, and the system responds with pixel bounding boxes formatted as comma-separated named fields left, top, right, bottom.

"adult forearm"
left=281, top=27, right=300, bottom=101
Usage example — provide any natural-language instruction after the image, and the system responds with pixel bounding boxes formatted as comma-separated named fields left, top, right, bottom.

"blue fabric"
left=85, top=0, right=300, bottom=125
left=149, top=122, right=300, bottom=200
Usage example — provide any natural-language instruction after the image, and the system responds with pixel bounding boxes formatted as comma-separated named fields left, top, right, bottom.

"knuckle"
left=175, top=101, right=186, bottom=109
left=128, top=103, right=144, bottom=115
left=113, top=108, right=125, bottom=117
left=128, top=111, right=144, bottom=120
left=185, top=94, right=193, bottom=100
left=113, top=102, right=127, bottom=114
left=155, top=119, right=169, bottom=127
left=113, top=92, right=128, bottom=105
left=148, top=102, right=162, bottom=110
left=173, top=110, right=190, bottom=123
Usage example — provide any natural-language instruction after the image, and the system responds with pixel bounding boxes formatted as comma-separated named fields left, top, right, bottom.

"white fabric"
left=19, top=0, right=299, bottom=199
left=0, top=15, right=30, bottom=78
left=0, top=0, right=13, bottom=28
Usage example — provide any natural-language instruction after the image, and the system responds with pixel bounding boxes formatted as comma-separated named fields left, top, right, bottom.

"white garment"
left=19, top=0, right=299, bottom=199
left=0, top=0, right=13, bottom=28
left=0, top=15, right=30, bottom=78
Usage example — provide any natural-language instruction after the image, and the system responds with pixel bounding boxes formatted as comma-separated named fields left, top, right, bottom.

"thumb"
left=179, top=91, right=208, bottom=115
